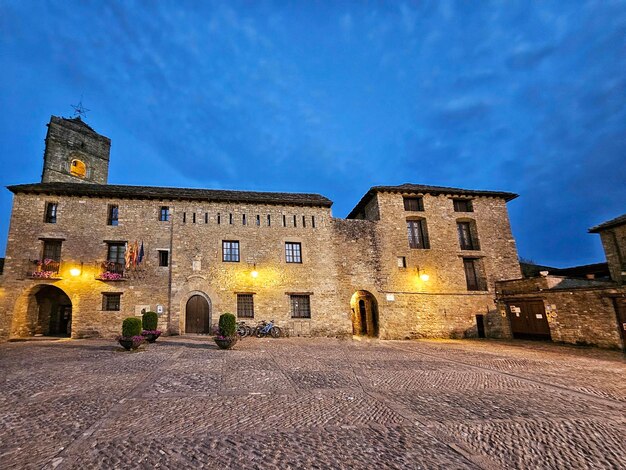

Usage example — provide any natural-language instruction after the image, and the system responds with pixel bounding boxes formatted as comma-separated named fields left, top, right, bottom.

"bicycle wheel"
left=270, top=326, right=282, bottom=338
left=255, top=327, right=266, bottom=338
left=244, top=325, right=253, bottom=337
left=236, top=326, right=245, bottom=337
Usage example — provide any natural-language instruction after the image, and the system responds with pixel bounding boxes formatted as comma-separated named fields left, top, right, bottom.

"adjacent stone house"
left=495, top=214, right=626, bottom=350
left=0, top=116, right=522, bottom=341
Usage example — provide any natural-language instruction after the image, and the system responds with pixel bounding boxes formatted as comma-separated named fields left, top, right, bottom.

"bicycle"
left=254, top=319, right=282, bottom=338
left=236, top=321, right=253, bottom=337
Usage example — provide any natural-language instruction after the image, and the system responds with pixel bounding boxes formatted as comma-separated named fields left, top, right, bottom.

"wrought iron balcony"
left=30, top=259, right=61, bottom=279
left=96, top=261, right=127, bottom=281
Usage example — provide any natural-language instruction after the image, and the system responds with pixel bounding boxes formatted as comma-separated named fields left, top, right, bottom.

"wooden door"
left=185, top=295, right=210, bottom=334
left=507, top=300, right=551, bottom=340
left=614, top=298, right=626, bottom=350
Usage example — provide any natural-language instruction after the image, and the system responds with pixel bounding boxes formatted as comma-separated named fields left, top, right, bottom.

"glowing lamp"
left=70, top=267, right=81, bottom=277
left=251, top=270, right=259, bottom=278
left=419, top=273, right=430, bottom=282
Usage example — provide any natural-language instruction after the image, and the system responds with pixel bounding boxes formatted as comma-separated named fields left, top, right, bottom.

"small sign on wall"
left=156, top=305, right=164, bottom=314
left=386, top=293, right=395, bottom=301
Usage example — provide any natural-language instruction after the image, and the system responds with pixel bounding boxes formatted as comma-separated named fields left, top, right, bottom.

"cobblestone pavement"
left=0, top=337, right=624, bottom=469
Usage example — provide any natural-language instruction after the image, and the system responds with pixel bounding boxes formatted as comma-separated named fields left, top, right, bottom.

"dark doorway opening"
left=35, top=285, right=72, bottom=337
left=476, top=314, right=485, bottom=338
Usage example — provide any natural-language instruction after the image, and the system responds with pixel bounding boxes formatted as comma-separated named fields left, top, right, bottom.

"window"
left=43, top=240, right=62, bottom=262
left=237, top=294, right=254, bottom=318
left=312, top=216, right=316, bottom=228
left=293, top=215, right=297, bottom=227
left=256, top=215, right=260, bottom=226
left=107, top=205, right=119, bottom=226
left=285, top=242, right=302, bottom=263
left=463, top=258, right=485, bottom=291
left=217, top=213, right=221, bottom=224
left=403, top=197, right=424, bottom=211
left=44, top=202, right=57, bottom=223
left=192, top=213, right=196, bottom=224
left=107, top=242, right=126, bottom=274
left=407, top=219, right=430, bottom=249
left=302, top=215, right=306, bottom=227
left=205, top=213, right=208, bottom=224
left=159, top=206, right=169, bottom=221
left=158, top=250, right=169, bottom=267
left=183, top=212, right=186, bottom=223
left=290, top=294, right=311, bottom=318
left=267, top=214, right=271, bottom=226
left=282, top=215, right=287, bottom=227
left=102, top=293, right=121, bottom=311
left=222, top=240, right=240, bottom=262
left=457, top=221, right=480, bottom=250
left=242, top=214, right=247, bottom=225
left=397, top=256, right=407, bottom=268
left=453, top=199, right=473, bottom=212
left=229, top=213, right=233, bottom=224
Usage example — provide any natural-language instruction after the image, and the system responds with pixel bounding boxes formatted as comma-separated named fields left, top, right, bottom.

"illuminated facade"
left=0, top=116, right=522, bottom=341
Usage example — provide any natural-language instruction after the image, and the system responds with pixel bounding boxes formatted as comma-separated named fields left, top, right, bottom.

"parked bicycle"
left=254, top=319, right=282, bottom=338
left=236, top=321, right=253, bottom=338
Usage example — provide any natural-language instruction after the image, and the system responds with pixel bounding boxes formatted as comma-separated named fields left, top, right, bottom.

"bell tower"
left=41, top=116, right=111, bottom=184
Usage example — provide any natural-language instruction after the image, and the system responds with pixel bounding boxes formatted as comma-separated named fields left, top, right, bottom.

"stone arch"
left=181, top=290, right=212, bottom=334
left=11, top=284, right=72, bottom=338
left=350, top=290, right=379, bottom=337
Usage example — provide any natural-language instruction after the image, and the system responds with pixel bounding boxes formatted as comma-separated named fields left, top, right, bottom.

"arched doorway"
left=350, top=291, right=379, bottom=337
left=185, top=294, right=211, bottom=334
left=34, top=285, right=72, bottom=337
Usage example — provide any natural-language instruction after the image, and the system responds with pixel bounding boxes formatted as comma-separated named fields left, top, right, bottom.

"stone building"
left=495, top=214, right=626, bottom=350
left=0, top=116, right=522, bottom=341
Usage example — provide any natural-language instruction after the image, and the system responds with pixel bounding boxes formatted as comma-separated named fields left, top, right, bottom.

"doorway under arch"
left=350, top=290, right=379, bottom=337
left=185, top=294, right=211, bottom=334
left=28, top=285, right=72, bottom=337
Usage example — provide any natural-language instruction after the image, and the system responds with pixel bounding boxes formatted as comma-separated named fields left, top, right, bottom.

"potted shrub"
left=214, top=312, right=237, bottom=350
left=117, top=317, right=144, bottom=350
left=141, top=311, right=161, bottom=343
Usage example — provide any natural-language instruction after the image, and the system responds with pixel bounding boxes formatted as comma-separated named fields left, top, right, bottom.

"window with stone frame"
left=222, top=240, right=240, bottom=262
left=44, top=202, right=58, bottom=224
left=237, top=294, right=254, bottom=318
left=290, top=294, right=311, bottom=318
left=457, top=220, right=480, bottom=250
left=159, top=206, right=169, bottom=222
left=285, top=242, right=302, bottom=263
left=102, top=293, right=121, bottom=311
left=403, top=197, right=424, bottom=211
left=453, top=199, right=473, bottom=212
left=42, top=239, right=62, bottom=262
left=107, top=204, right=119, bottom=226
left=158, top=250, right=169, bottom=267
left=463, top=258, right=486, bottom=291
left=407, top=218, right=430, bottom=249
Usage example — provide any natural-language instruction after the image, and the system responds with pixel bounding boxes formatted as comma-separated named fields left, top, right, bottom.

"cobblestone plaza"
left=0, top=337, right=624, bottom=469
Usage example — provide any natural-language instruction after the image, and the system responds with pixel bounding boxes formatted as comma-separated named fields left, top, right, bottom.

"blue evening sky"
left=0, top=1, right=624, bottom=267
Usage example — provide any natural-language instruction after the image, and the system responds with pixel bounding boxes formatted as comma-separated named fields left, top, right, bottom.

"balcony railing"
left=30, top=259, right=61, bottom=279
left=97, top=261, right=127, bottom=281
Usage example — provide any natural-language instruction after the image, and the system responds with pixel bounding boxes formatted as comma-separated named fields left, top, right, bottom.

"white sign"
left=535, top=314, right=543, bottom=319
left=156, top=305, right=164, bottom=314
left=386, top=293, right=395, bottom=301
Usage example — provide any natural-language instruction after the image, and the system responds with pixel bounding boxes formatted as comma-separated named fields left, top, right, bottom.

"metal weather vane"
left=70, top=97, right=90, bottom=119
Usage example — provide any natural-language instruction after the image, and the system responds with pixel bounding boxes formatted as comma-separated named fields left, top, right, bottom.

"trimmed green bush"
left=142, top=311, right=158, bottom=331
left=218, top=312, right=236, bottom=337
left=122, top=317, right=142, bottom=338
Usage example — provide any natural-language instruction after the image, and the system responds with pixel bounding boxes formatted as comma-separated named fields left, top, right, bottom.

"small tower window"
left=70, top=159, right=87, bottom=178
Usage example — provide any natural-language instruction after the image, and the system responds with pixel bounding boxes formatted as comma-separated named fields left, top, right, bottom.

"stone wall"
left=0, top=186, right=522, bottom=342
left=598, top=224, right=626, bottom=284
left=496, top=277, right=625, bottom=349
left=42, top=117, right=111, bottom=184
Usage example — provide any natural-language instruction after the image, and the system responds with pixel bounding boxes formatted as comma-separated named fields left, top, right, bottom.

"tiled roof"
left=588, top=213, right=626, bottom=233
left=7, top=182, right=333, bottom=207
left=347, top=183, right=517, bottom=218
